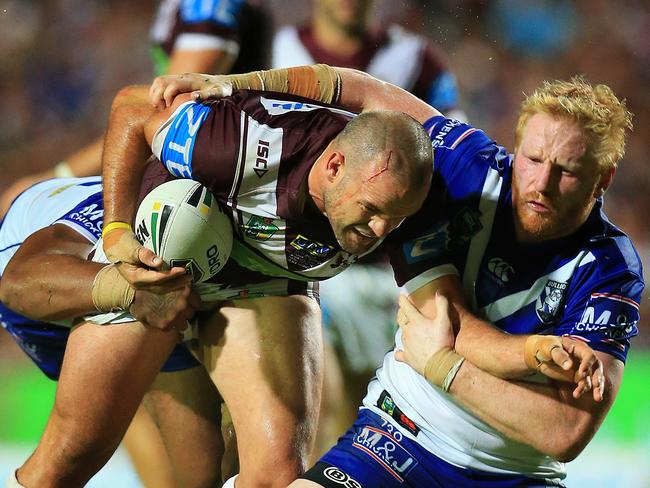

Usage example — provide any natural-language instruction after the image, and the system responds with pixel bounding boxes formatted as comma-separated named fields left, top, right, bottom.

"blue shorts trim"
left=316, top=409, right=561, bottom=487
left=1, top=304, right=200, bottom=379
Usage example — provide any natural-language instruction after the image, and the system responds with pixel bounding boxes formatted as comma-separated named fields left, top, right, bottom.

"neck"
left=312, top=13, right=367, bottom=56
left=307, top=154, right=328, bottom=216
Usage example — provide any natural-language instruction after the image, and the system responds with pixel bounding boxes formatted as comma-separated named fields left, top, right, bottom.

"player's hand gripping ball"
left=135, top=179, right=233, bottom=283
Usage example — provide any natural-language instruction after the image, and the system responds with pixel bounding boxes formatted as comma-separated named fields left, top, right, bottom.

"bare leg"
left=144, top=366, right=224, bottom=487
left=122, top=404, right=178, bottom=488
left=220, top=402, right=239, bottom=481
left=16, top=321, right=178, bottom=488
left=196, top=295, right=324, bottom=488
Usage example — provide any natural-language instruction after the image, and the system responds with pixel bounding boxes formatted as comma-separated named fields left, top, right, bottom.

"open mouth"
left=353, top=226, right=375, bottom=239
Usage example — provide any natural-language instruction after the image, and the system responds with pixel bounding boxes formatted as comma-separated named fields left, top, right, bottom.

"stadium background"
left=0, top=0, right=648, bottom=486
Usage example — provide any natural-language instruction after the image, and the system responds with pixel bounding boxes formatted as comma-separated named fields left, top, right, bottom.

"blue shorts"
left=302, top=409, right=562, bottom=488
left=0, top=302, right=200, bottom=380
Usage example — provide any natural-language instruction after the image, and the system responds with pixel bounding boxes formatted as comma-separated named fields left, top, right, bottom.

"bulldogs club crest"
left=536, top=280, right=568, bottom=323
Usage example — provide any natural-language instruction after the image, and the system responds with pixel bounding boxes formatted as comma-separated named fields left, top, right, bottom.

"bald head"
left=334, top=110, right=432, bottom=189
left=316, top=110, right=433, bottom=255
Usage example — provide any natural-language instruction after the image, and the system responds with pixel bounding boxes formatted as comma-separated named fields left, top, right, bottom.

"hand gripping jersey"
left=272, top=24, right=460, bottom=115
left=146, top=90, right=377, bottom=300
left=150, top=0, right=271, bottom=76
left=363, top=116, right=643, bottom=481
left=0, top=177, right=199, bottom=378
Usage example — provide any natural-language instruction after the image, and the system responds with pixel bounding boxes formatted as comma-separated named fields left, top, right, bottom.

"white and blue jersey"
left=310, top=117, right=643, bottom=486
left=0, top=177, right=103, bottom=275
left=0, top=177, right=198, bottom=379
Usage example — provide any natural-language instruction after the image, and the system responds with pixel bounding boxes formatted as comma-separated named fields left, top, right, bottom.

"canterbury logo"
left=487, top=257, right=514, bottom=283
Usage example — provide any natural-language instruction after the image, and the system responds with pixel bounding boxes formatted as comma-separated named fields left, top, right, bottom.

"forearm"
left=410, top=279, right=531, bottom=378
left=65, top=137, right=104, bottom=177
left=177, top=65, right=440, bottom=124
left=167, top=49, right=235, bottom=75
left=454, top=311, right=531, bottom=378
left=448, top=359, right=610, bottom=461
left=335, top=68, right=441, bottom=122
left=1, top=255, right=102, bottom=321
left=102, top=85, right=156, bottom=224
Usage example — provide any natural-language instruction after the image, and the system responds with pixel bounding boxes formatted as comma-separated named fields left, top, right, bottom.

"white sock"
left=4, top=470, right=26, bottom=488
left=222, top=474, right=238, bottom=488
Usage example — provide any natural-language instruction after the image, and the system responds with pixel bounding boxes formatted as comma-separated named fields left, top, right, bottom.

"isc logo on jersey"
left=135, top=180, right=233, bottom=283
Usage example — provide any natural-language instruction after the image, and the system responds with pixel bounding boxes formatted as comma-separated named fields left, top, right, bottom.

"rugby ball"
left=134, top=179, right=233, bottom=283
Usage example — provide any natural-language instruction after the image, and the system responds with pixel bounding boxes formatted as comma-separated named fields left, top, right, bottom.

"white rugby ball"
left=134, top=179, right=233, bottom=283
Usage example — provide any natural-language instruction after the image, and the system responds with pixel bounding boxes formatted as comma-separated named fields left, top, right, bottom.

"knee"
left=43, top=404, right=121, bottom=475
left=238, top=443, right=308, bottom=488
left=238, top=463, right=303, bottom=488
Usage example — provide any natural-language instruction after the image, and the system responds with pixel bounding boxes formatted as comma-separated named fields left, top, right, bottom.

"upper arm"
left=2, top=224, right=94, bottom=285
left=554, top=272, right=642, bottom=363
left=409, top=274, right=468, bottom=324
left=554, top=350, right=623, bottom=460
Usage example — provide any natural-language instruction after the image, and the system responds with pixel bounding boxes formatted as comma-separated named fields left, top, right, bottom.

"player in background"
left=0, top=178, right=225, bottom=488
left=271, top=0, right=465, bottom=455
left=0, top=0, right=271, bottom=218
left=151, top=66, right=638, bottom=486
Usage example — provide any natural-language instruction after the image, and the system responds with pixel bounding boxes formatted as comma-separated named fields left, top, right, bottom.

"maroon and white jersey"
left=150, top=0, right=271, bottom=76
left=272, top=24, right=461, bottom=114
left=147, top=90, right=376, bottom=300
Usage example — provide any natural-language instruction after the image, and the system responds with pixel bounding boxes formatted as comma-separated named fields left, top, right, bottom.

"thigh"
left=54, top=320, right=179, bottom=435
left=196, top=295, right=323, bottom=484
left=144, top=366, right=224, bottom=487
left=18, top=320, right=180, bottom=487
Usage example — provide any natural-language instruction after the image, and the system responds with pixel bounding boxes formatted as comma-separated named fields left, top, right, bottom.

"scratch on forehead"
left=366, top=151, right=392, bottom=182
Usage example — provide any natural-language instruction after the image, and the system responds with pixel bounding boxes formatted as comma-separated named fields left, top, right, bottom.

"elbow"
left=543, top=423, right=593, bottom=462
left=109, top=85, right=151, bottom=120
left=0, top=274, right=25, bottom=316
left=550, top=443, right=584, bottom=463
left=111, top=85, right=143, bottom=108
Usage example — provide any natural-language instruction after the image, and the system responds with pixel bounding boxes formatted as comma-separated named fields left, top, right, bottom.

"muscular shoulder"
left=582, top=212, right=643, bottom=283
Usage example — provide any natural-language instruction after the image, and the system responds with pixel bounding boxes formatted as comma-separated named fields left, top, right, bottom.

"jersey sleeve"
left=175, top=0, right=245, bottom=54
left=388, top=116, right=508, bottom=291
left=553, top=270, right=643, bottom=363
left=151, top=99, right=241, bottom=198
left=52, top=191, right=104, bottom=244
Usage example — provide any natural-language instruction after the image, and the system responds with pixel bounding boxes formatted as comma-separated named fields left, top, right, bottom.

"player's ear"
left=595, top=166, right=615, bottom=198
left=324, top=150, right=345, bottom=183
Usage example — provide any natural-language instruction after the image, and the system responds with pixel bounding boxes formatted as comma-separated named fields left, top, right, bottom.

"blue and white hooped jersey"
left=0, top=177, right=103, bottom=277
left=372, top=116, right=643, bottom=480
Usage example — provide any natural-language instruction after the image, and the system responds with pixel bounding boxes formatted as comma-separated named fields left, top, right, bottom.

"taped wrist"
left=524, top=334, right=563, bottom=370
left=103, top=229, right=142, bottom=264
left=229, top=64, right=341, bottom=105
left=424, top=346, right=465, bottom=392
left=92, top=264, right=135, bottom=312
